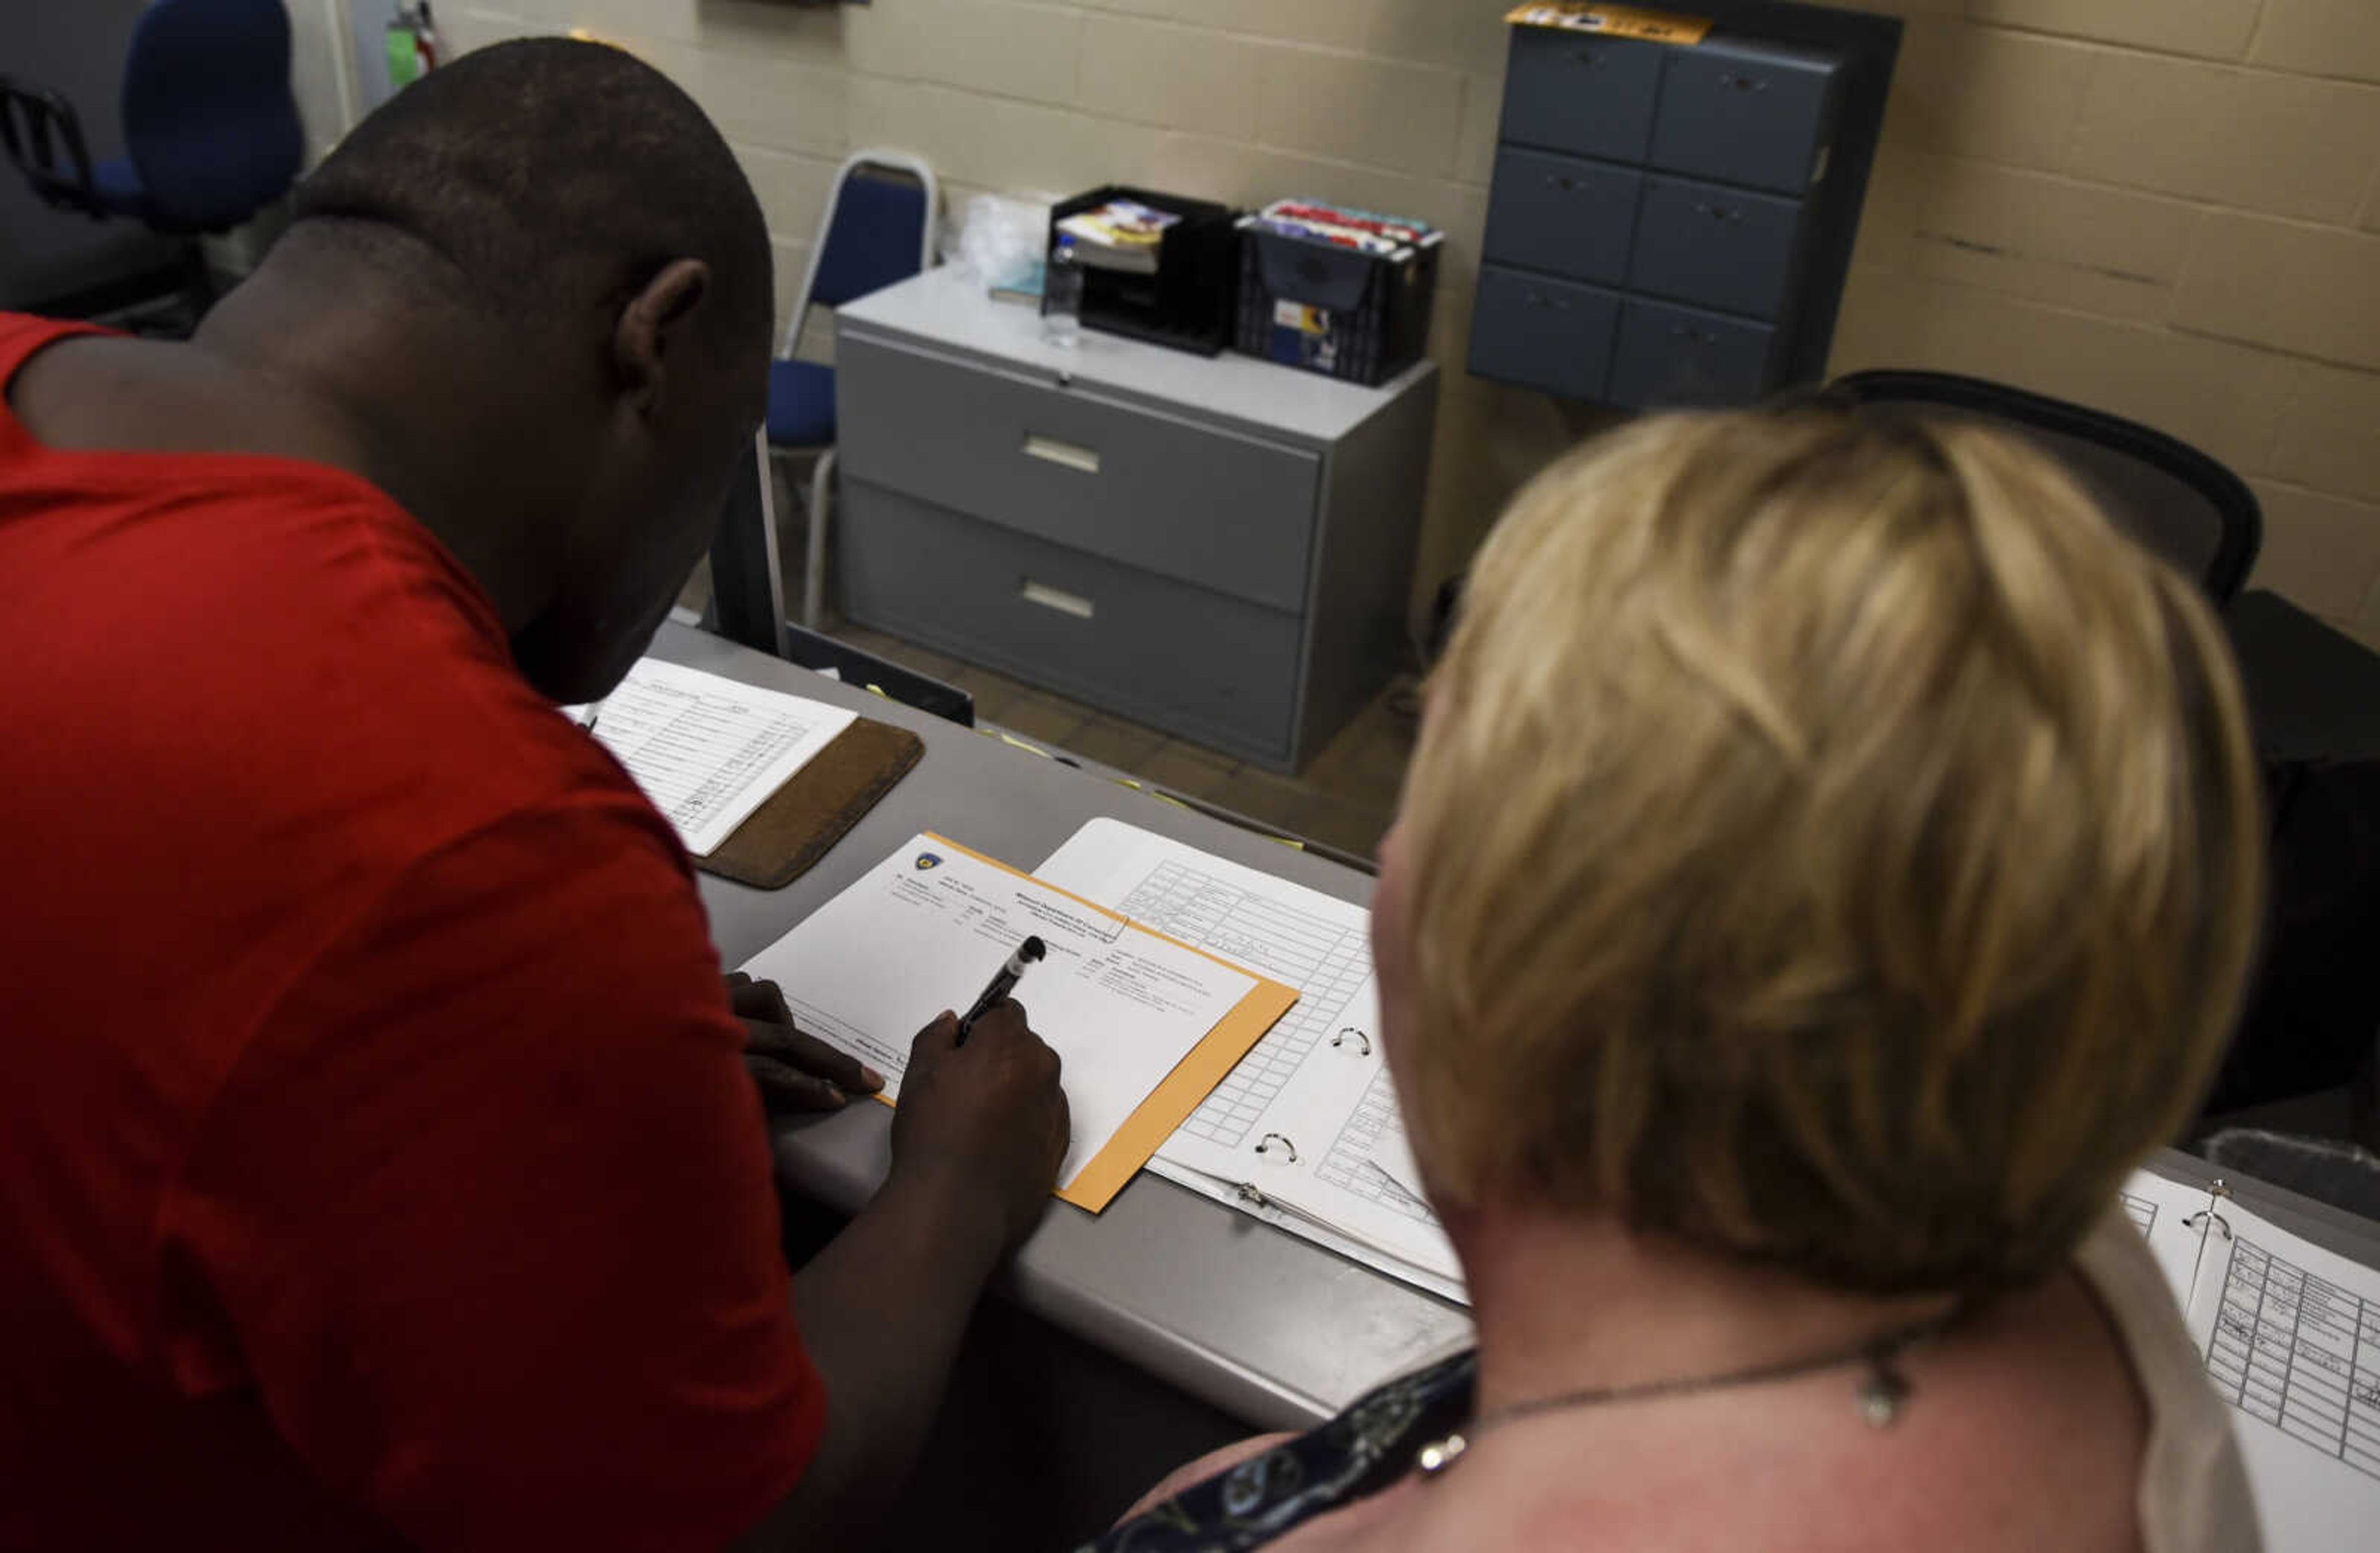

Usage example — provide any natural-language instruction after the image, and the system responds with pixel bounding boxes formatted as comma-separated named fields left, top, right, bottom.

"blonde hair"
left=1397, top=408, right=2263, bottom=1294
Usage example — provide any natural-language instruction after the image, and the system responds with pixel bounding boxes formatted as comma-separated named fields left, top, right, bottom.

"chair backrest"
left=780, top=149, right=937, bottom=358
left=0, top=79, right=96, bottom=213
left=1826, top=369, right=2262, bottom=602
left=120, top=0, right=303, bottom=231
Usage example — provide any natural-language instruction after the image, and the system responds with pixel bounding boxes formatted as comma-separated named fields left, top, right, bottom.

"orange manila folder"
left=740, top=831, right=1297, bottom=1213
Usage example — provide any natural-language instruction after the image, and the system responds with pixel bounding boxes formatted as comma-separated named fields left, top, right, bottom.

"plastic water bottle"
left=1042, top=236, right=1083, bottom=349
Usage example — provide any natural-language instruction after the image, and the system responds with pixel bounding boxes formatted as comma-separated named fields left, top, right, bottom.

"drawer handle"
left=1670, top=325, right=1717, bottom=346
left=1717, top=71, right=1768, bottom=92
left=1020, top=578, right=1096, bottom=620
left=1023, top=434, right=1101, bottom=475
left=1569, top=48, right=1606, bottom=68
left=1693, top=201, right=1742, bottom=224
left=1545, top=173, right=1583, bottom=193
left=1523, top=291, right=1573, bottom=312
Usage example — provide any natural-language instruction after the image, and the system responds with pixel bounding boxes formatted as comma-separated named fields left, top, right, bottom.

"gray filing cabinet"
left=1471, top=7, right=1899, bottom=410
left=833, top=268, right=1439, bottom=773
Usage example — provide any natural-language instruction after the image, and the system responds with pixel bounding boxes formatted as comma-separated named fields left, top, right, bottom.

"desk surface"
left=663, top=622, right=2380, bottom=1432
left=839, top=266, right=1435, bottom=449
left=662, top=623, right=1473, bottom=1430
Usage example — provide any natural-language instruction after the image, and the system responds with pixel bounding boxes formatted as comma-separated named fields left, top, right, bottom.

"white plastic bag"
left=946, top=191, right=1053, bottom=295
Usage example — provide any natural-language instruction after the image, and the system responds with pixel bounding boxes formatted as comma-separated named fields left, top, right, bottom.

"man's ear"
left=610, top=258, right=713, bottom=416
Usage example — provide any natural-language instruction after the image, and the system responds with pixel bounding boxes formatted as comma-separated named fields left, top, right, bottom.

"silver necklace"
left=1413, top=1310, right=1957, bottom=1477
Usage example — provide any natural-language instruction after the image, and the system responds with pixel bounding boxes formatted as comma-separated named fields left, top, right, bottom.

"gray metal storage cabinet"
left=834, top=268, right=1439, bottom=775
left=1470, top=2, right=1900, bottom=410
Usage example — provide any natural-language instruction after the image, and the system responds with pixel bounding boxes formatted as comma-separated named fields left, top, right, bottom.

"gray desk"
left=662, top=622, right=1472, bottom=1432
left=666, top=622, right=2380, bottom=1436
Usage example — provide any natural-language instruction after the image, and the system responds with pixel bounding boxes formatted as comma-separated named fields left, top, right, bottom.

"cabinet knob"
left=1692, top=201, right=1742, bottom=223
left=1670, top=325, right=1715, bottom=345
left=1523, top=291, right=1573, bottom=312
left=1570, top=48, right=1606, bottom=68
left=1545, top=173, right=1581, bottom=192
left=1717, top=71, right=1768, bottom=92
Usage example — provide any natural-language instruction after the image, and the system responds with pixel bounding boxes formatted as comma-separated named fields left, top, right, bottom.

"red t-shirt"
left=0, top=314, right=825, bottom=1549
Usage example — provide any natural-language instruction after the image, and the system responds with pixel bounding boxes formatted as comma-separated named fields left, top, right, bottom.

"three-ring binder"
left=2184, top=1176, right=2234, bottom=1241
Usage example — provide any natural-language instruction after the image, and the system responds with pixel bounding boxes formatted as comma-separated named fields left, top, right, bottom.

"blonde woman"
left=1088, top=408, right=2265, bottom=1552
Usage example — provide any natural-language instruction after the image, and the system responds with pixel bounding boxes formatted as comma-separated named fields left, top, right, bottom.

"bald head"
left=292, top=38, right=772, bottom=358
left=203, top=39, right=778, bottom=703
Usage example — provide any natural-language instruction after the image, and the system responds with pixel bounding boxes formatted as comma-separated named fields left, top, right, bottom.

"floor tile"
left=1296, top=796, right=1396, bottom=862
left=1133, top=743, right=1240, bottom=801
left=993, top=692, right=1094, bottom=749
left=1210, top=765, right=1324, bottom=840
left=1067, top=715, right=1171, bottom=773
left=945, top=664, right=1029, bottom=723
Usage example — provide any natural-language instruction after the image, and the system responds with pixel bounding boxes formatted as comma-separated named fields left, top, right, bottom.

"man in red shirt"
left=0, top=39, right=1067, bottom=1551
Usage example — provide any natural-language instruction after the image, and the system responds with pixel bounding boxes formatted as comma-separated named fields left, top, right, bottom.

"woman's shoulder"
left=2072, top=1213, right=2264, bottom=1553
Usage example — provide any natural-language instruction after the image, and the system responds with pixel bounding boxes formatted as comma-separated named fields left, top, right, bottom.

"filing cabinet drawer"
left=1608, top=298, right=1779, bottom=408
left=1481, top=148, right=1641, bottom=287
left=1468, top=265, right=1621, bottom=403
left=1626, top=175, right=1807, bottom=320
left=837, top=335, right=1320, bottom=614
left=1500, top=25, right=1664, bottom=164
left=839, top=480, right=1300, bottom=759
left=1651, top=38, right=1843, bottom=195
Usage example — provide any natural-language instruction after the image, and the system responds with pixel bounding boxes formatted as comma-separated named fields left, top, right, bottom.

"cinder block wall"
left=288, top=1, right=2380, bottom=643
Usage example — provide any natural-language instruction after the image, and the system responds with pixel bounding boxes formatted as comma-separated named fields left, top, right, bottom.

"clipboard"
left=697, top=718, right=923, bottom=890
left=861, top=834, right=1299, bottom=1213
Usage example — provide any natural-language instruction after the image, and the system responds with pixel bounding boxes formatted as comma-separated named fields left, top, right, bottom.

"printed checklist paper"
left=571, top=658, right=856, bottom=856
left=739, top=833, right=1297, bottom=1213
left=2127, top=1168, right=2380, bottom=1551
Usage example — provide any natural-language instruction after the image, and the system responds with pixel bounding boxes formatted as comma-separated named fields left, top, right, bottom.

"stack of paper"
left=1038, top=820, right=1465, bottom=1302
left=741, top=833, right=1297, bottom=1212
left=2126, top=1169, right=2380, bottom=1549
left=1056, top=198, right=1178, bottom=275
left=568, top=658, right=855, bottom=856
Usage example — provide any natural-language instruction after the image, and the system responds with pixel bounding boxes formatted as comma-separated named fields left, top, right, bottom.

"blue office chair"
left=0, top=0, right=302, bottom=235
left=768, top=149, right=938, bottom=628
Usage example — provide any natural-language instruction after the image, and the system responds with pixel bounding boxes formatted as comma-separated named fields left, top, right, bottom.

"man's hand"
left=726, top=972, right=884, bottom=1112
left=888, top=1002, right=1070, bottom=1252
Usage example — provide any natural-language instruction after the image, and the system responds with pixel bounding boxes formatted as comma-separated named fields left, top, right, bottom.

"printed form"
left=741, top=832, right=1294, bottom=1212
left=2182, top=1198, right=2380, bottom=1551
left=571, top=658, right=855, bottom=856
left=1038, top=818, right=1465, bottom=1302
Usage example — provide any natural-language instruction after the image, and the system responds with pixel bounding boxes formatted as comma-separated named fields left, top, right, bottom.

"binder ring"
left=1234, top=1181, right=1271, bottom=1209
left=1333, top=1027, right=1372, bottom=1055
left=2185, top=1177, right=2235, bottom=1239
left=1254, top=1132, right=1299, bottom=1163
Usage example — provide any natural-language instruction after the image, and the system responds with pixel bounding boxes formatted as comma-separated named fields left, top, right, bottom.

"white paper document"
left=740, top=833, right=1259, bottom=1202
left=2181, top=1198, right=2380, bottom=1549
left=573, top=658, right=855, bottom=856
left=1038, top=819, right=1465, bottom=1301
left=2117, top=1168, right=2380, bottom=1549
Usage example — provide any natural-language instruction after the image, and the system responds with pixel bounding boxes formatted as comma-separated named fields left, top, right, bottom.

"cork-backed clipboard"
left=695, top=718, right=923, bottom=889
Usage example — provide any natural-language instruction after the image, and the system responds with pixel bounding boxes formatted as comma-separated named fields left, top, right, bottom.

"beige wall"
left=293, top=1, right=2380, bottom=642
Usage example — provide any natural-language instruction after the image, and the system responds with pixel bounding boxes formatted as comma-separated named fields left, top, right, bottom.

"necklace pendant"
left=1415, top=1431, right=1469, bottom=1476
left=1857, top=1365, right=1910, bottom=1428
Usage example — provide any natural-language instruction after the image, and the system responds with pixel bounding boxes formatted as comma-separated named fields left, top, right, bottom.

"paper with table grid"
left=2113, top=1167, right=2380, bottom=1551
left=1037, top=819, right=1464, bottom=1302
left=569, top=658, right=855, bottom=856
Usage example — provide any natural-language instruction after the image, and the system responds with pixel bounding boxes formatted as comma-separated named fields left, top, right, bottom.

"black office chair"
left=1824, top=369, right=2262, bottom=604
left=0, top=0, right=301, bottom=235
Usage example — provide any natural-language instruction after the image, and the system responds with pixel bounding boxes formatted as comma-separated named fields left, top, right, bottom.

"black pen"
left=956, top=935, right=1046, bottom=1044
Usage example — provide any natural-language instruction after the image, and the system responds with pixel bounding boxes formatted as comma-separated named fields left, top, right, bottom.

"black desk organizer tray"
left=1048, top=185, right=1240, bottom=357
